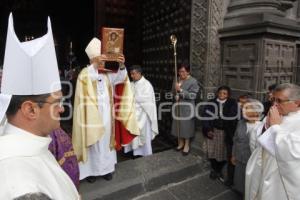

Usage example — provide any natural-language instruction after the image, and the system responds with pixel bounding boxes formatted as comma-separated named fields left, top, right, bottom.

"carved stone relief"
left=190, top=0, right=224, bottom=99
left=263, top=39, right=296, bottom=91
left=222, top=39, right=260, bottom=97
left=222, top=37, right=297, bottom=100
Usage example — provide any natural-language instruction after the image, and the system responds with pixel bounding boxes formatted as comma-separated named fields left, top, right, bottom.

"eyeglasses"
left=35, top=98, right=65, bottom=108
left=272, top=98, right=294, bottom=104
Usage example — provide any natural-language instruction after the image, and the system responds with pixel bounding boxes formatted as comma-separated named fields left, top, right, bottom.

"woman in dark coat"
left=171, top=64, right=199, bottom=155
left=202, top=86, right=238, bottom=183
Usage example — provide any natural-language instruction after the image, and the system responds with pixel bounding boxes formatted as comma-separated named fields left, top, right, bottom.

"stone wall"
left=220, top=0, right=300, bottom=100
left=222, top=36, right=296, bottom=99
left=190, top=0, right=229, bottom=100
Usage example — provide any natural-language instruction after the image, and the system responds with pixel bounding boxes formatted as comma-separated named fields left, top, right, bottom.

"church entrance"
left=0, top=0, right=178, bottom=155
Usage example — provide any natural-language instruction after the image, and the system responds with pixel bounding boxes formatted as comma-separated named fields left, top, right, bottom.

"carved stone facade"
left=206, top=0, right=224, bottom=93
left=190, top=0, right=208, bottom=93
left=263, top=39, right=296, bottom=88
left=222, top=37, right=296, bottom=99
left=190, top=0, right=230, bottom=100
left=222, top=39, right=259, bottom=97
left=221, top=0, right=300, bottom=100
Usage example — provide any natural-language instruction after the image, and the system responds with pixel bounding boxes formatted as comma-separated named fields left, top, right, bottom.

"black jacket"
left=202, top=98, right=238, bottom=145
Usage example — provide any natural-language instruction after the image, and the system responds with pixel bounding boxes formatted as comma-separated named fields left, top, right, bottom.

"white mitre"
left=85, top=37, right=101, bottom=59
left=1, top=13, right=61, bottom=95
left=0, top=13, right=61, bottom=122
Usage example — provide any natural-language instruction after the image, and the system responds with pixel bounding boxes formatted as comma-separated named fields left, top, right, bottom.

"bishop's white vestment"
left=0, top=123, right=79, bottom=200
left=78, top=65, right=127, bottom=179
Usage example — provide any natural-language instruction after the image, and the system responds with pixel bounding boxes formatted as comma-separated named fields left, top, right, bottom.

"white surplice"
left=79, top=65, right=127, bottom=180
left=245, top=110, right=300, bottom=200
left=0, top=123, right=79, bottom=200
left=248, top=120, right=264, bottom=153
left=124, top=76, right=158, bottom=156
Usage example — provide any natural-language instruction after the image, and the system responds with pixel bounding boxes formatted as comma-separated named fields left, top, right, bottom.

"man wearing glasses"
left=0, top=14, right=79, bottom=199
left=246, top=83, right=300, bottom=200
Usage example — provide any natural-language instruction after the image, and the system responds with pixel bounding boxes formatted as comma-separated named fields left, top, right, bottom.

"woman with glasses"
left=171, top=64, right=199, bottom=155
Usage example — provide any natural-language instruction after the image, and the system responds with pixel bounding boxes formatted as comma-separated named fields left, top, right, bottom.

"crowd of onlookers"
left=168, top=69, right=300, bottom=200
left=167, top=62, right=300, bottom=199
left=201, top=84, right=278, bottom=196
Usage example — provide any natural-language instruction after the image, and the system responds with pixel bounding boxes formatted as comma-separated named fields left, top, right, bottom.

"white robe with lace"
left=124, top=76, right=158, bottom=156
left=245, top=110, right=300, bottom=200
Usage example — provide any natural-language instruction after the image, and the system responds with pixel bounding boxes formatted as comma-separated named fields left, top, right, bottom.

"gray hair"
left=244, top=98, right=264, bottom=115
left=274, top=83, right=300, bottom=100
left=14, top=193, right=52, bottom=200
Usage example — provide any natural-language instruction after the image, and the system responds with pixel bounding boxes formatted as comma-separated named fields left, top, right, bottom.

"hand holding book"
left=101, top=27, right=125, bottom=71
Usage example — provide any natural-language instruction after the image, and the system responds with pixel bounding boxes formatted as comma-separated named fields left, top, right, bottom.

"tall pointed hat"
left=0, top=13, right=61, bottom=122
left=85, top=37, right=101, bottom=59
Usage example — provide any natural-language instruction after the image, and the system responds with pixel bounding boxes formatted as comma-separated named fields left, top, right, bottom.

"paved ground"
left=80, top=150, right=207, bottom=200
left=80, top=149, right=243, bottom=200
left=133, top=173, right=242, bottom=200
left=79, top=130, right=243, bottom=200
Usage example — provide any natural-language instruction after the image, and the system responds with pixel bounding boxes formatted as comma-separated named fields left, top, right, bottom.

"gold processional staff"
left=170, top=34, right=180, bottom=140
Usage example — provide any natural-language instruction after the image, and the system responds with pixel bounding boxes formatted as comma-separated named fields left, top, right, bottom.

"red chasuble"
left=114, top=83, right=136, bottom=151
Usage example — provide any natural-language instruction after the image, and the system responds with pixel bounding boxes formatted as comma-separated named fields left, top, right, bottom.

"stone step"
left=79, top=149, right=209, bottom=200
left=133, top=173, right=242, bottom=200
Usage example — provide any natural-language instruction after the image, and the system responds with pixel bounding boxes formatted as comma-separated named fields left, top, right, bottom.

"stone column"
left=220, top=0, right=300, bottom=100
left=226, top=0, right=284, bottom=18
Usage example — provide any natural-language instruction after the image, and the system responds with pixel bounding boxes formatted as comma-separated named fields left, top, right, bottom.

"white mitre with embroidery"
left=0, top=13, right=61, bottom=122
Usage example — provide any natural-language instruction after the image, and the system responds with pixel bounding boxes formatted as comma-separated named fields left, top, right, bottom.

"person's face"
left=267, top=90, right=274, bottom=101
left=91, top=56, right=105, bottom=68
left=272, top=90, right=300, bottom=116
left=217, top=89, right=229, bottom=101
left=238, top=97, right=248, bottom=108
left=130, top=70, right=142, bottom=81
left=110, top=33, right=117, bottom=41
left=243, top=104, right=260, bottom=121
left=37, top=91, right=64, bottom=136
left=178, top=67, right=189, bottom=80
